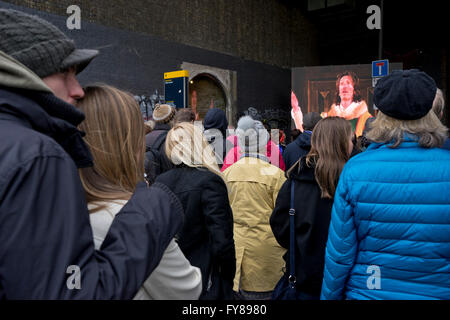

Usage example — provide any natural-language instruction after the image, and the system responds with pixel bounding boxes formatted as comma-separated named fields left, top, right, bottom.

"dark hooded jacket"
left=144, top=123, right=174, bottom=183
left=270, top=157, right=333, bottom=297
left=203, top=108, right=233, bottom=168
left=156, top=165, right=236, bottom=300
left=282, top=132, right=312, bottom=171
left=0, top=52, right=182, bottom=299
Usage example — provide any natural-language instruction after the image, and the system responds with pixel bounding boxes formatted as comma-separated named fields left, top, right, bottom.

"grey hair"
left=432, top=88, right=445, bottom=119
left=366, top=110, right=448, bottom=148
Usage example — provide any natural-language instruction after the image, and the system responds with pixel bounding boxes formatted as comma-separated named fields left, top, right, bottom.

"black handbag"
left=272, top=181, right=299, bottom=300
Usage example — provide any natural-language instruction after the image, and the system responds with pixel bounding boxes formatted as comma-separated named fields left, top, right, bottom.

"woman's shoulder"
left=198, top=168, right=225, bottom=184
left=288, top=157, right=315, bottom=178
left=88, top=200, right=127, bottom=216
left=176, top=166, right=219, bottom=182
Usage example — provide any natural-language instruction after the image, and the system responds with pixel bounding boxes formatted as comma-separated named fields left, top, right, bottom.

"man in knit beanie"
left=0, top=8, right=99, bottom=104
left=0, top=9, right=182, bottom=299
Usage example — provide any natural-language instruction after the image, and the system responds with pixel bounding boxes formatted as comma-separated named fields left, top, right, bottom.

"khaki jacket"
left=223, top=157, right=286, bottom=292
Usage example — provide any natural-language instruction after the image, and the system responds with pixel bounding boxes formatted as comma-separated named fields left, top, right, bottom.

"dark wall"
left=0, top=1, right=291, bottom=123
left=2, top=0, right=319, bottom=68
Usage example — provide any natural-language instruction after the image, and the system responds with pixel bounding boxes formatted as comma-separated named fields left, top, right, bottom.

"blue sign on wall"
left=372, top=59, right=389, bottom=77
left=164, top=70, right=189, bottom=108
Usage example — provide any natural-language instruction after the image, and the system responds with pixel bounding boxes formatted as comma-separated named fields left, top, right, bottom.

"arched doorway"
left=189, top=73, right=227, bottom=121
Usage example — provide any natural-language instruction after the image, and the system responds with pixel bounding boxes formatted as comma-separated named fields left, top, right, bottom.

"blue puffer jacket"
left=321, top=137, right=450, bottom=300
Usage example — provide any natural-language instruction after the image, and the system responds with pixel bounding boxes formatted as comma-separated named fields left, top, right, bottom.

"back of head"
left=374, top=69, right=436, bottom=121
left=152, top=104, right=176, bottom=125
left=236, top=115, right=269, bottom=154
left=174, top=108, right=196, bottom=124
left=165, top=122, right=221, bottom=176
left=303, top=112, right=322, bottom=131
left=77, top=84, right=145, bottom=205
left=304, top=117, right=353, bottom=199
left=290, top=129, right=301, bottom=141
left=203, top=108, right=228, bottom=134
left=0, top=9, right=98, bottom=78
left=368, top=69, right=447, bottom=148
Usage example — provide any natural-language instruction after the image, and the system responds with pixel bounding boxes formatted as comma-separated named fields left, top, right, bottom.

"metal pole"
left=378, top=0, right=384, bottom=59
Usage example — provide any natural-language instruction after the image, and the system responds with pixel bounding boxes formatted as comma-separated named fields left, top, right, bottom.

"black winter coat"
left=156, top=166, right=236, bottom=300
left=282, top=132, right=312, bottom=171
left=145, top=123, right=171, bottom=149
left=270, top=157, right=333, bottom=296
left=0, top=88, right=183, bottom=299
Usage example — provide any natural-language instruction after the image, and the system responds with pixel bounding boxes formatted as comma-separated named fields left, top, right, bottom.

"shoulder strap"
left=288, top=180, right=296, bottom=288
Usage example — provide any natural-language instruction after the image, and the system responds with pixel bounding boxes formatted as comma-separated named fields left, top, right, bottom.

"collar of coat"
left=240, top=153, right=270, bottom=164
left=288, top=156, right=315, bottom=182
left=366, top=133, right=430, bottom=151
left=328, top=101, right=368, bottom=120
left=0, top=87, right=93, bottom=168
left=294, top=131, right=312, bottom=149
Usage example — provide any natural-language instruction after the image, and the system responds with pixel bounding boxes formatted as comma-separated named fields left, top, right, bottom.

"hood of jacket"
left=0, top=50, right=53, bottom=93
left=288, top=156, right=315, bottom=183
left=295, top=131, right=312, bottom=149
left=203, top=108, right=228, bottom=136
left=0, top=51, right=92, bottom=168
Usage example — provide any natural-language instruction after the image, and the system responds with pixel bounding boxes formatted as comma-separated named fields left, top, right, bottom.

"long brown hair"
left=77, top=84, right=145, bottom=212
left=306, top=117, right=353, bottom=199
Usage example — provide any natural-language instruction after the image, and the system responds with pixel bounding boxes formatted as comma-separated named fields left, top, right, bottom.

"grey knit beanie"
left=0, top=9, right=98, bottom=78
left=236, top=116, right=269, bottom=153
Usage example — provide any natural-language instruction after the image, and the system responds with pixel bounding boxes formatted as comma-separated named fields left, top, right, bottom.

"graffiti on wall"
left=244, top=106, right=290, bottom=131
left=134, top=89, right=165, bottom=121
left=242, top=106, right=292, bottom=146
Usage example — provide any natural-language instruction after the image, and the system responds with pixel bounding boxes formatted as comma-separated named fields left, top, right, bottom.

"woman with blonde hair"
left=155, top=122, right=236, bottom=300
left=321, top=70, right=450, bottom=300
left=270, top=117, right=353, bottom=300
left=77, top=84, right=202, bottom=300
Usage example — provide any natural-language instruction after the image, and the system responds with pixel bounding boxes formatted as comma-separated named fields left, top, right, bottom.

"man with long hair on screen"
left=326, top=71, right=372, bottom=137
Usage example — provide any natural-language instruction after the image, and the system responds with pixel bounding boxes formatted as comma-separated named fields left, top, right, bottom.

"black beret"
left=374, top=69, right=437, bottom=120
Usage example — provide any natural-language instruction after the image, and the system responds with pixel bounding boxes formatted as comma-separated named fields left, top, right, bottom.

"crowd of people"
left=0, top=9, right=449, bottom=300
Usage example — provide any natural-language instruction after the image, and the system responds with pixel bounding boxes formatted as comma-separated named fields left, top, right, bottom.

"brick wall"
left=2, top=0, right=318, bottom=68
